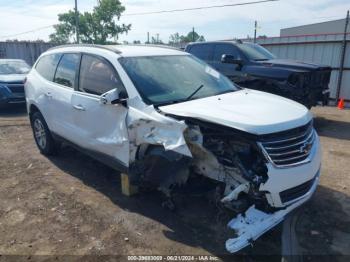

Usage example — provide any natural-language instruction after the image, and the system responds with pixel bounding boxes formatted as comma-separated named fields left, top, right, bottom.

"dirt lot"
left=0, top=106, right=349, bottom=261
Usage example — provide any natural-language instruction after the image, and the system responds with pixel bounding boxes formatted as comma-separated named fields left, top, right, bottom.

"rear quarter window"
left=187, top=44, right=214, bottom=61
left=35, top=54, right=62, bottom=81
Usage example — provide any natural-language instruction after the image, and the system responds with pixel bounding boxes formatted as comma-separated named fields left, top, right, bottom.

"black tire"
left=31, top=112, right=58, bottom=156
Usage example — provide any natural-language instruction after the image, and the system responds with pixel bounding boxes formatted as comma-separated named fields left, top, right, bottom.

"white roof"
left=108, top=45, right=187, bottom=57
left=47, top=44, right=187, bottom=57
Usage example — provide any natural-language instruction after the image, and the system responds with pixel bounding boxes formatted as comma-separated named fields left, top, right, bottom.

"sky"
left=0, top=0, right=349, bottom=43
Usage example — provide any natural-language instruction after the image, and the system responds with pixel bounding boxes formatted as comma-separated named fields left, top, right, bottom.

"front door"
left=71, top=54, right=129, bottom=167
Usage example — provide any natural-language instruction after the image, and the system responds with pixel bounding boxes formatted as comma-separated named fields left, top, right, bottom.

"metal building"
left=0, top=41, right=55, bottom=66
left=281, top=19, right=350, bottom=37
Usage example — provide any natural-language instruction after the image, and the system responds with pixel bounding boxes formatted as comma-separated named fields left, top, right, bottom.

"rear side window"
left=35, top=54, right=61, bottom=81
left=79, top=54, right=124, bottom=96
left=54, top=53, right=80, bottom=88
left=188, top=44, right=214, bottom=61
left=213, top=44, right=241, bottom=62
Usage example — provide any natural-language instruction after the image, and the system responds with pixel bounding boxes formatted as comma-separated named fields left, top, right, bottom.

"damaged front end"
left=184, top=120, right=270, bottom=214
left=244, top=69, right=331, bottom=109
left=126, top=103, right=320, bottom=253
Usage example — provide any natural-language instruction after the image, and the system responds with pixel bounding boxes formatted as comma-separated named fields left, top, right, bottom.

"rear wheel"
left=31, top=112, right=58, bottom=155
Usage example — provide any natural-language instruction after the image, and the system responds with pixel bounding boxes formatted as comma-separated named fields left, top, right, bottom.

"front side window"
left=238, top=43, right=276, bottom=61
left=119, top=55, right=239, bottom=105
left=79, top=54, right=124, bottom=96
left=54, top=53, right=80, bottom=88
left=213, top=44, right=241, bottom=62
left=35, top=54, right=61, bottom=81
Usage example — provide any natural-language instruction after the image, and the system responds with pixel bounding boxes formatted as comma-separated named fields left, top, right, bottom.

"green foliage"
left=169, top=30, right=205, bottom=44
left=50, top=0, right=131, bottom=44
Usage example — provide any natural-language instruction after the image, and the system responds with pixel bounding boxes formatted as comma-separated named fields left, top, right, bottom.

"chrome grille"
left=259, top=122, right=315, bottom=167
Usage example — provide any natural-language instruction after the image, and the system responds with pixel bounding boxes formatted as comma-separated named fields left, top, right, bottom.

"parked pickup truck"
left=185, top=41, right=331, bottom=108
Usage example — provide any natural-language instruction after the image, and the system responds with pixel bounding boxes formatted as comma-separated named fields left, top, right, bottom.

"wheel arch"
left=28, top=104, right=41, bottom=121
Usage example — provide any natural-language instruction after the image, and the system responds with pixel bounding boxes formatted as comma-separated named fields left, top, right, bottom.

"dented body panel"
left=127, top=103, right=191, bottom=160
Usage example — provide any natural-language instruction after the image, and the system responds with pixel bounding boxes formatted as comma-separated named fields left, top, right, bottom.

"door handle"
left=73, top=104, right=86, bottom=111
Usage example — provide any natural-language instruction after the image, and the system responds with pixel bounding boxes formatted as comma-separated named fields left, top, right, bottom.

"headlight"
left=288, top=73, right=311, bottom=87
left=288, top=73, right=301, bottom=87
left=0, top=84, right=10, bottom=98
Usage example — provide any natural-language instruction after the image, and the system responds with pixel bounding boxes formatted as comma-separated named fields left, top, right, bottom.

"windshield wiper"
left=186, top=84, right=204, bottom=101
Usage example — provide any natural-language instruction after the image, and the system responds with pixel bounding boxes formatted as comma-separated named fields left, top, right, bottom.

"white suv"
left=25, top=44, right=321, bottom=253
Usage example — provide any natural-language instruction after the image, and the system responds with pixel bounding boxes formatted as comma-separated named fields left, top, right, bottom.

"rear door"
left=49, top=53, right=81, bottom=141
left=71, top=54, right=129, bottom=167
left=187, top=43, right=214, bottom=64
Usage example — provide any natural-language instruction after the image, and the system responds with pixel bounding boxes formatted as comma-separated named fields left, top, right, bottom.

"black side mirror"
left=221, top=54, right=243, bottom=65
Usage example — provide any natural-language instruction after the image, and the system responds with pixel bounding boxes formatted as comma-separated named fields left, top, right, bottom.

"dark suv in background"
left=185, top=41, right=331, bottom=108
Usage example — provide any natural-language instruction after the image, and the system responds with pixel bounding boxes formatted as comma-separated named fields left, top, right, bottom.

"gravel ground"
left=0, top=105, right=349, bottom=262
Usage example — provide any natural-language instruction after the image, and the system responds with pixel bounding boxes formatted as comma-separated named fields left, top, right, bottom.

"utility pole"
left=147, top=32, right=150, bottom=44
left=336, top=10, right=349, bottom=102
left=156, top=33, right=159, bottom=44
left=192, top=27, right=195, bottom=42
left=75, top=0, right=79, bottom=44
left=254, top=21, right=257, bottom=43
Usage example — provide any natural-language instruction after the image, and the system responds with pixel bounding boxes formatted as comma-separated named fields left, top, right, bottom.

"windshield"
left=119, top=55, right=239, bottom=105
left=238, top=43, right=276, bottom=61
left=0, top=60, right=31, bottom=75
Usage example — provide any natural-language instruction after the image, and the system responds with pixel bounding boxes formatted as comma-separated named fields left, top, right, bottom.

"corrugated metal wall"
left=0, top=42, right=55, bottom=66
left=255, top=33, right=350, bottom=102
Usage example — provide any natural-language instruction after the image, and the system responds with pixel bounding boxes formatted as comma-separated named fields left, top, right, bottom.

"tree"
left=151, top=36, right=163, bottom=44
left=185, top=31, right=205, bottom=42
left=50, top=0, right=131, bottom=44
left=169, top=30, right=205, bottom=45
left=169, top=32, right=181, bottom=44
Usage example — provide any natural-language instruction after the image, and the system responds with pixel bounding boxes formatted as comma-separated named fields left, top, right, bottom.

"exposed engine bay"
left=185, top=120, right=271, bottom=213
left=130, top=118, right=271, bottom=214
left=126, top=101, right=321, bottom=253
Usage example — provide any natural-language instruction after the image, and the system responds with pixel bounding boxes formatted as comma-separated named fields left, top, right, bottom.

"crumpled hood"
left=159, top=89, right=312, bottom=135
left=0, top=74, right=26, bottom=83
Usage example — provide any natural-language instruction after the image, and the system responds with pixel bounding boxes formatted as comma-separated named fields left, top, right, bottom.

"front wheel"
left=31, top=112, right=58, bottom=156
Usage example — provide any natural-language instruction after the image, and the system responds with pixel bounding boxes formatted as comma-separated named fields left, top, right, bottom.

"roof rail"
left=121, top=44, right=181, bottom=50
left=47, top=44, right=122, bottom=54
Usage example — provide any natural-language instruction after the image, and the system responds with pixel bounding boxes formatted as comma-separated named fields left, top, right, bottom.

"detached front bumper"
left=225, top=131, right=321, bottom=253
left=226, top=168, right=320, bottom=253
